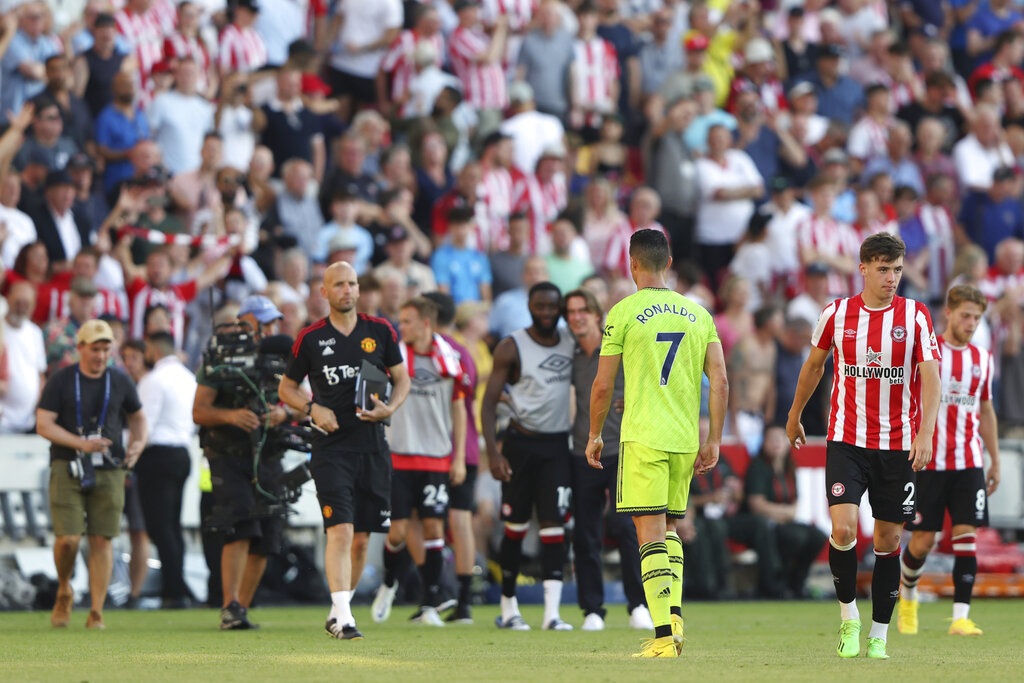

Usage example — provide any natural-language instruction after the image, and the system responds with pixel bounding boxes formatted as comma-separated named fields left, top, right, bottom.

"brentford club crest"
left=891, top=325, right=907, bottom=342
left=831, top=482, right=845, bottom=497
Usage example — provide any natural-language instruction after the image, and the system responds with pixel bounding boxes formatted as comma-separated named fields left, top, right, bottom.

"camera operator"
left=279, top=261, right=410, bottom=641
left=36, top=319, right=148, bottom=630
left=192, top=295, right=297, bottom=631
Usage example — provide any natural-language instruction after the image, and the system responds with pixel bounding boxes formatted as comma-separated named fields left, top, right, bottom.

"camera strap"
left=76, top=369, right=111, bottom=435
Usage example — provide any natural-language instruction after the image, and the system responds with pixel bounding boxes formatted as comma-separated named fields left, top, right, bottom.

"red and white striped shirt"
left=380, top=30, right=445, bottom=102
left=932, top=338, right=992, bottom=471
left=127, top=277, right=198, bottom=347
left=164, top=32, right=213, bottom=93
left=812, top=294, right=940, bottom=450
left=481, top=0, right=537, bottom=73
left=512, top=172, right=569, bottom=255
left=572, top=37, right=619, bottom=127
left=218, top=24, right=268, bottom=75
left=978, top=265, right=1024, bottom=303
left=480, top=166, right=525, bottom=252
left=916, top=203, right=955, bottom=301
left=449, top=26, right=508, bottom=110
left=604, top=220, right=669, bottom=277
left=151, top=0, right=179, bottom=36
left=115, top=7, right=165, bottom=87
left=796, top=214, right=862, bottom=297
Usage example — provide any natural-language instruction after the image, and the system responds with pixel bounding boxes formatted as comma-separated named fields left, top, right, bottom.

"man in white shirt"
left=763, top=176, right=812, bottom=291
left=0, top=174, right=38, bottom=269
left=0, top=282, right=47, bottom=433
left=500, top=81, right=566, bottom=173
left=134, top=330, right=198, bottom=608
left=328, top=0, right=404, bottom=117
left=953, top=104, right=1016, bottom=193
left=148, top=57, right=215, bottom=175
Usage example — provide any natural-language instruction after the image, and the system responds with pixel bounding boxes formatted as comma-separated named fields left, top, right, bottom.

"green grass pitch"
left=3, top=600, right=1022, bottom=682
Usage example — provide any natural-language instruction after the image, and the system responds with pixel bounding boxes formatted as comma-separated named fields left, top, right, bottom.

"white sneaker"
left=543, top=617, right=573, bottom=631
left=411, top=606, right=444, bottom=627
left=581, top=613, right=605, bottom=631
left=371, top=582, right=398, bottom=623
left=629, top=605, right=655, bottom=630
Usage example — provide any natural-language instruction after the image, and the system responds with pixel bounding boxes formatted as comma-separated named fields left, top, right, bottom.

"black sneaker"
left=325, top=618, right=364, bottom=640
left=220, top=601, right=258, bottom=630
left=444, top=604, right=473, bottom=625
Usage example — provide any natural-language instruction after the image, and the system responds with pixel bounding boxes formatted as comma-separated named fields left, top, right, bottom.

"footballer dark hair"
left=528, top=281, right=562, bottom=301
left=422, top=290, right=456, bottom=326
left=859, top=232, right=906, bottom=264
left=629, top=228, right=671, bottom=272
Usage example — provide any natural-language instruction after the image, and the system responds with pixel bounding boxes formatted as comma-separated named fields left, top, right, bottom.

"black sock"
left=383, top=540, right=408, bottom=587
left=457, top=574, right=472, bottom=608
left=871, top=549, right=901, bottom=624
left=953, top=554, right=977, bottom=605
left=829, top=538, right=858, bottom=604
left=421, top=540, right=444, bottom=608
left=499, top=532, right=524, bottom=598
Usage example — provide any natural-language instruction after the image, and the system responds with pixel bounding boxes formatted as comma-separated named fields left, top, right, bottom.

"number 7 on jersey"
left=656, top=332, right=686, bottom=386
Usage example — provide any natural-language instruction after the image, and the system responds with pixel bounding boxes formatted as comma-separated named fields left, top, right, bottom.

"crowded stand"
left=1, top=0, right=1022, bottom=629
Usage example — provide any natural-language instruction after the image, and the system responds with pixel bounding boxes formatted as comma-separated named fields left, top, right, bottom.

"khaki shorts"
left=49, top=465, right=126, bottom=538
left=616, top=442, right=697, bottom=518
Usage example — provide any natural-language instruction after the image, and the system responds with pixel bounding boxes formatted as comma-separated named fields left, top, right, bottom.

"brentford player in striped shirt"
left=787, top=232, right=941, bottom=661
left=898, top=285, right=1001, bottom=638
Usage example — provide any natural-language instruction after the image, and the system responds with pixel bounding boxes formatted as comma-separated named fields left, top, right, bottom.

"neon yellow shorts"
left=616, top=441, right=697, bottom=518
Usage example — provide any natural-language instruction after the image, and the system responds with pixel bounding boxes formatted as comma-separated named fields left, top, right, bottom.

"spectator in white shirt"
left=0, top=282, right=47, bottom=433
left=134, top=330, right=198, bottom=608
left=327, top=0, right=404, bottom=119
left=953, top=103, right=1016, bottom=193
left=500, top=81, right=566, bottom=174
left=148, top=57, right=215, bottom=175
left=694, top=124, right=764, bottom=288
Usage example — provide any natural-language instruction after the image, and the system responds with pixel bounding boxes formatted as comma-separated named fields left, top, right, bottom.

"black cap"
left=993, top=166, right=1018, bottom=182
left=385, top=225, right=410, bottom=244
left=481, top=130, right=511, bottom=150
left=788, top=6, right=805, bottom=18
left=67, top=152, right=95, bottom=171
left=819, top=43, right=844, bottom=59
left=805, top=262, right=830, bottom=276
left=770, top=176, right=792, bottom=193
left=453, top=0, right=480, bottom=12
left=237, top=0, right=260, bottom=13
left=45, top=169, right=74, bottom=189
left=94, top=13, right=116, bottom=28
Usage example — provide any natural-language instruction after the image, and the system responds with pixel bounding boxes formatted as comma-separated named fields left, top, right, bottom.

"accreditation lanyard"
left=76, top=369, right=111, bottom=436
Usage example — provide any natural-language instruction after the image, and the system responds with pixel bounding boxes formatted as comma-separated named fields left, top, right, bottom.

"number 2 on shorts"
left=656, top=332, right=686, bottom=386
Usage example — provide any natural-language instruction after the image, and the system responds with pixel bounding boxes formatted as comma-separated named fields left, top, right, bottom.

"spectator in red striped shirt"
left=218, top=0, right=267, bottom=78
left=163, top=0, right=215, bottom=99
left=449, top=0, right=509, bottom=140
left=570, top=1, right=619, bottom=140
left=114, top=0, right=165, bottom=100
left=376, top=3, right=444, bottom=119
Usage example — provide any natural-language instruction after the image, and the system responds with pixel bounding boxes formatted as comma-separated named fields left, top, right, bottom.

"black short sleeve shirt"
left=286, top=315, right=402, bottom=453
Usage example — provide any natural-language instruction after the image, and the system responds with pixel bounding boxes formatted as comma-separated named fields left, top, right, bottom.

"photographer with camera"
left=36, top=319, right=148, bottom=630
left=192, top=295, right=298, bottom=631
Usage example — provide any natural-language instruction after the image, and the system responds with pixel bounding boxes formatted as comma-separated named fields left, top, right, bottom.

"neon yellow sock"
left=640, top=541, right=672, bottom=630
left=666, top=531, right=684, bottom=616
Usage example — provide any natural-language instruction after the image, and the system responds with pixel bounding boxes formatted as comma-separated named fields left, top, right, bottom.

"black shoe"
left=220, top=601, right=258, bottom=630
left=162, top=597, right=191, bottom=610
left=325, top=618, right=364, bottom=640
left=444, top=604, right=473, bottom=624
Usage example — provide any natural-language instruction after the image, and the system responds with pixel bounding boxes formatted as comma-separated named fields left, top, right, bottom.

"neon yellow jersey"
left=601, top=288, right=720, bottom=453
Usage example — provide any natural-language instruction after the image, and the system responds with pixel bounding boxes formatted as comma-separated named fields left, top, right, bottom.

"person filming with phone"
left=36, top=319, right=148, bottom=631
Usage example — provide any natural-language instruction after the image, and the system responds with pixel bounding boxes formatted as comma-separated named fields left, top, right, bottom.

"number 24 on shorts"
left=656, top=332, right=686, bottom=385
